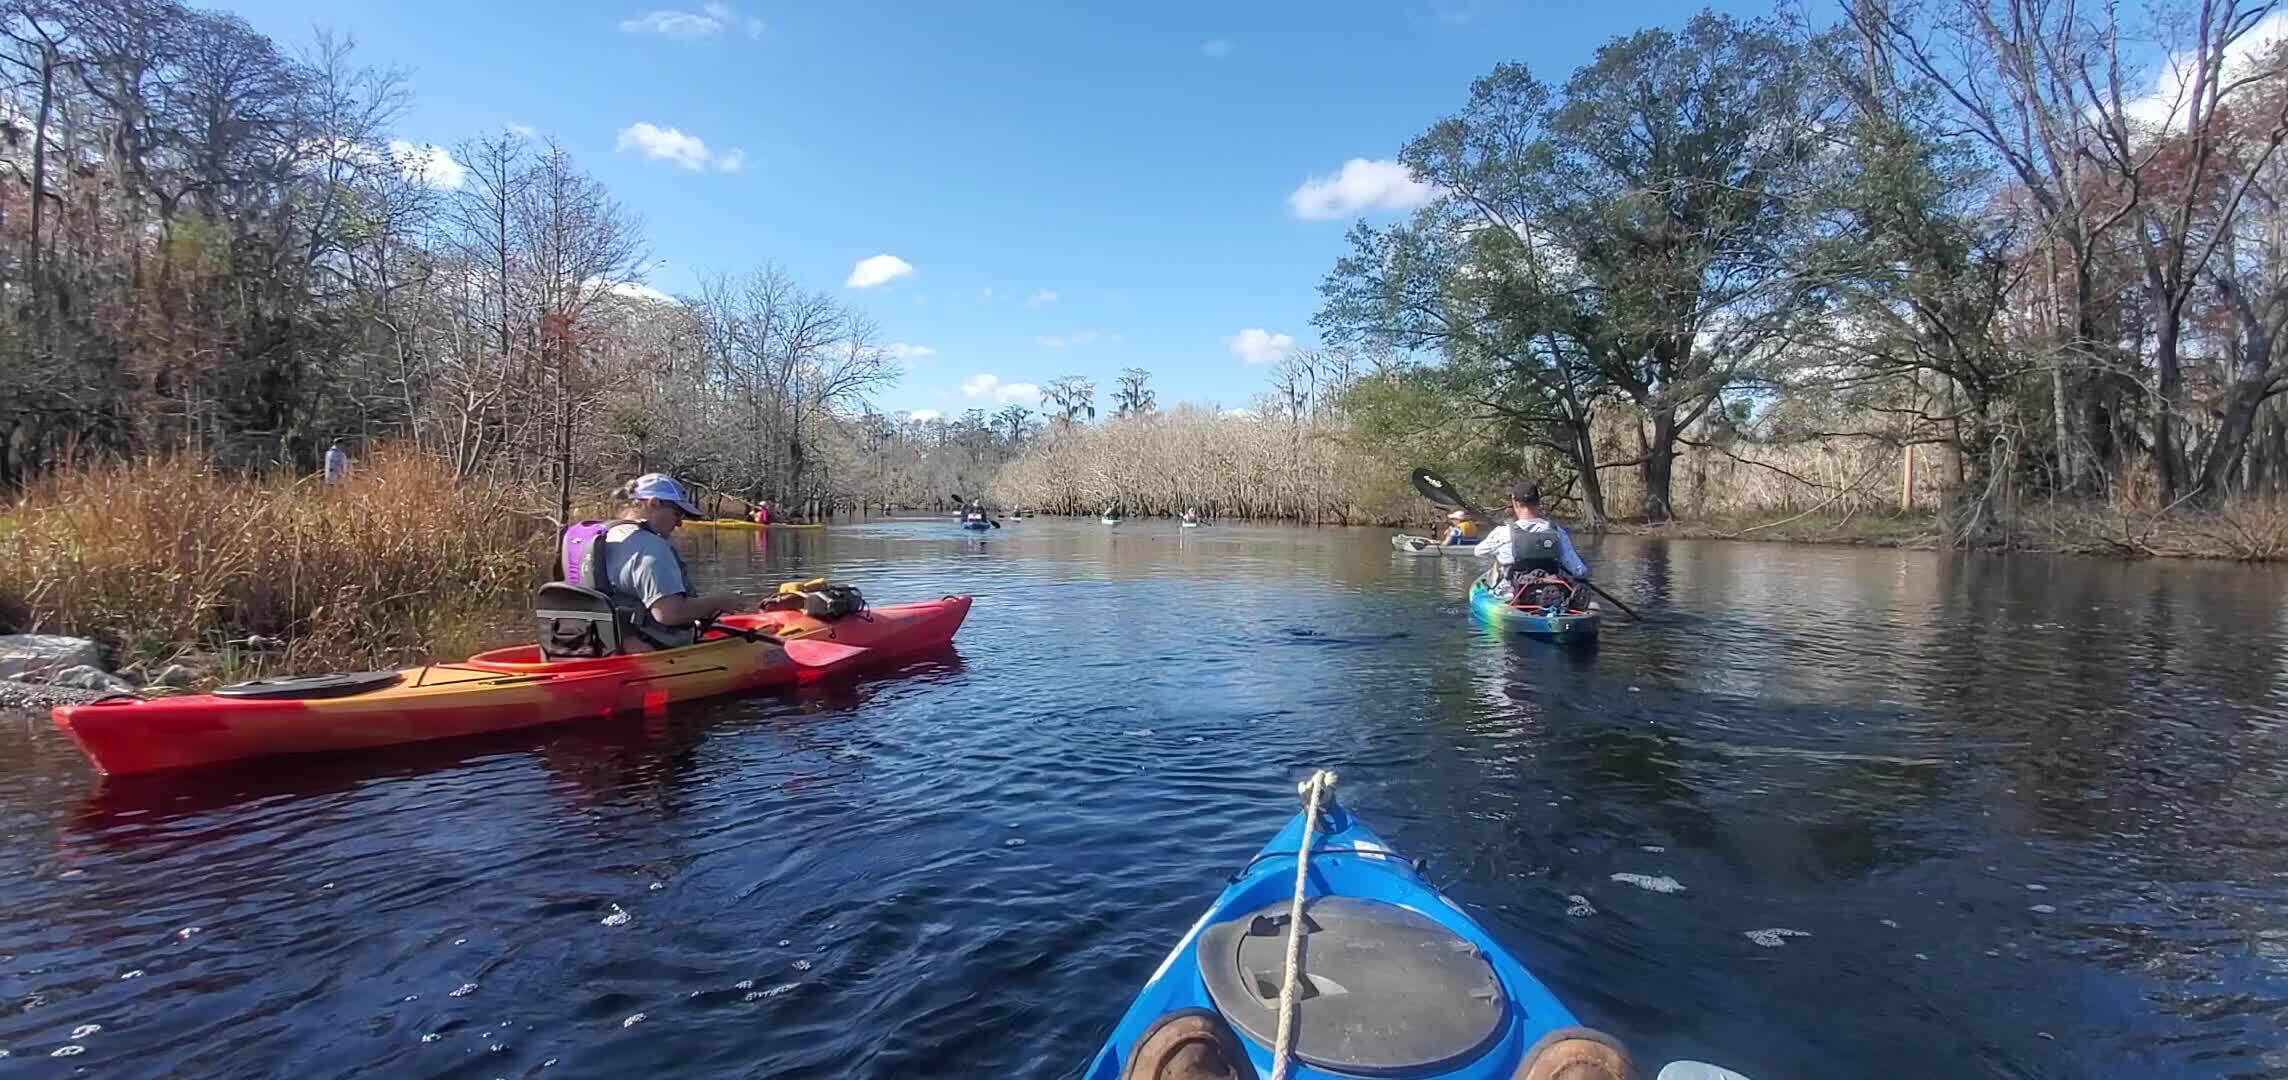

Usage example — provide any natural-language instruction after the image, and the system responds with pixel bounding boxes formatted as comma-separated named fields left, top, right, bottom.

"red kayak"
left=52, top=595, right=971, bottom=776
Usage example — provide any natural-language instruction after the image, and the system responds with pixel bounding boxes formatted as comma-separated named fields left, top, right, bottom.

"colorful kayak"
left=1087, top=784, right=1580, bottom=1078
left=1469, top=580, right=1598, bottom=643
left=52, top=595, right=972, bottom=775
left=961, top=519, right=992, bottom=531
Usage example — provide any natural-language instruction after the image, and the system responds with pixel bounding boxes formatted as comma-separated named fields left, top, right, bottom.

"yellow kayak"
left=684, top=519, right=825, bottom=530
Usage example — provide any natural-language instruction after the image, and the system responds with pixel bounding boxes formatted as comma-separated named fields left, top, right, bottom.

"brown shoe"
left=1121, top=1008, right=1258, bottom=1080
left=1516, top=1026, right=1637, bottom=1080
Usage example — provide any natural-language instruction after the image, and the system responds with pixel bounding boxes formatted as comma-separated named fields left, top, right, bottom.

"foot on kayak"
left=1516, top=1027, right=1638, bottom=1080
left=1121, top=1008, right=1257, bottom=1080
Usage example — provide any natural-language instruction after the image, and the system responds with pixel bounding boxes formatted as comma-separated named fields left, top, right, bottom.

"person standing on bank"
left=323, top=441, right=350, bottom=486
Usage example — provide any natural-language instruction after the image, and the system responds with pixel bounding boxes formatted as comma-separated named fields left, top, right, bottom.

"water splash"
left=1611, top=873, right=1686, bottom=894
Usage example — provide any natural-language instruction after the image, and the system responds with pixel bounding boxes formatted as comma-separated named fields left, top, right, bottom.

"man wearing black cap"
left=1472, top=481, right=1589, bottom=600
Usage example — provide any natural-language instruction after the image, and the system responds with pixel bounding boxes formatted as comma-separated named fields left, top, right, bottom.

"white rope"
left=1270, top=769, right=1336, bottom=1080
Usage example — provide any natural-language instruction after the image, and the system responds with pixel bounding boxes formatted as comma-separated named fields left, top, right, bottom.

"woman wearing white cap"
left=602, top=473, right=747, bottom=649
left=1442, top=509, right=1482, bottom=546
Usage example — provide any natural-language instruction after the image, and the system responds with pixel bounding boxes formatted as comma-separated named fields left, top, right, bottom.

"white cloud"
left=505, top=123, right=538, bottom=139
left=1288, top=158, right=1438, bottom=220
left=616, top=122, right=746, bottom=173
left=619, top=3, right=762, bottom=37
left=2124, top=10, right=2288, bottom=129
left=387, top=140, right=465, bottom=190
left=1022, top=288, right=1059, bottom=308
left=887, top=343, right=937, bottom=362
left=906, top=408, right=943, bottom=422
left=960, top=374, right=1041, bottom=403
left=608, top=281, right=680, bottom=305
left=846, top=254, right=915, bottom=289
left=620, top=10, right=719, bottom=36
left=1038, top=331, right=1102, bottom=348
left=1225, top=327, right=1296, bottom=365
left=1200, top=38, right=1235, bottom=58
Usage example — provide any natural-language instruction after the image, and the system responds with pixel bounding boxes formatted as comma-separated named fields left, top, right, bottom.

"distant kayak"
left=1391, top=534, right=1472, bottom=557
left=685, top=519, right=824, bottom=530
left=1469, top=580, right=1599, bottom=643
left=960, top=519, right=991, bottom=531
left=1181, top=521, right=1200, bottom=528
left=1101, top=516, right=1122, bottom=526
left=1086, top=780, right=1581, bottom=1078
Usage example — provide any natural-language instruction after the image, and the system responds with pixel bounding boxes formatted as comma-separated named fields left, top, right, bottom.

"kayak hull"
left=1085, top=799, right=1579, bottom=1079
left=1469, top=581, right=1598, bottom=643
left=684, top=519, right=825, bottom=531
left=960, top=520, right=991, bottom=531
left=52, top=596, right=971, bottom=776
left=1392, top=534, right=1473, bottom=556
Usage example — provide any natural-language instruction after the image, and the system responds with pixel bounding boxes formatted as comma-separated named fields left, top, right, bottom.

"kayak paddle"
left=707, top=620, right=872, bottom=668
left=781, top=637, right=870, bottom=668
left=1409, top=467, right=1640, bottom=620
left=949, top=494, right=1003, bottom=527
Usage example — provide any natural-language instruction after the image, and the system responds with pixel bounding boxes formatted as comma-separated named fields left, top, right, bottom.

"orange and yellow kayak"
left=52, top=595, right=971, bottom=776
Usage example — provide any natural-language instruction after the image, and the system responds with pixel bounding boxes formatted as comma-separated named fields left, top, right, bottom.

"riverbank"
left=0, top=454, right=549, bottom=684
left=1603, top=503, right=2288, bottom=562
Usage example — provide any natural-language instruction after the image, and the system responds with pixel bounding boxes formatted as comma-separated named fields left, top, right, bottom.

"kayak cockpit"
left=1196, top=895, right=1509, bottom=1075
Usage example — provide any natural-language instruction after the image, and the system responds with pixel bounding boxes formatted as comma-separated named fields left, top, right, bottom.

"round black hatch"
left=212, top=671, right=402, bottom=699
left=1195, top=896, right=1507, bottom=1076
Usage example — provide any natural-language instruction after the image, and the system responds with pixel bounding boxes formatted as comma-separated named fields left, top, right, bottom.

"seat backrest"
left=536, top=581, right=625, bottom=659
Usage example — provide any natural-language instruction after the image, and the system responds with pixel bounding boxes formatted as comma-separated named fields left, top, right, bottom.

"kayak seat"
left=536, top=582, right=628, bottom=660
left=1195, top=896, right=1508, bottom=1075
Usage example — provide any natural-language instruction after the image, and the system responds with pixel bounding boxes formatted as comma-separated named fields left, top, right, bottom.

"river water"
left=2, top=519, right=2284, bottom=1079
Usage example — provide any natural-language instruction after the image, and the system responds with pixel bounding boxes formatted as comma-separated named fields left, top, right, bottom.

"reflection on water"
left=2, top=519, right=2285, bottom=1078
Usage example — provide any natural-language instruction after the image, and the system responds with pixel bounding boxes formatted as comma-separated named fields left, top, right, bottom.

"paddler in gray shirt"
left=606, top=473, right=747, bottom=650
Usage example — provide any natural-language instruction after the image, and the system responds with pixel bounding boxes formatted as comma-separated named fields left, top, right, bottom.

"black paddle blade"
left=1410, top=468, right=1469, bottom=509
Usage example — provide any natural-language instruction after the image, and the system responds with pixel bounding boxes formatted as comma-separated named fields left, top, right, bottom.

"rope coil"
left=1270, top=769, right=1337, bottom=1080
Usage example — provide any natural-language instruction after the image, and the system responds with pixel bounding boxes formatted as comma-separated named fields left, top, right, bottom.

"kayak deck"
left=1393, top=534, right=1474, bottom=556
left=52, top=596, right=971, bottom=776
left=1087, top=799, right=1578, bottom=1079
left=1469, top=581, right=1599, bottom=643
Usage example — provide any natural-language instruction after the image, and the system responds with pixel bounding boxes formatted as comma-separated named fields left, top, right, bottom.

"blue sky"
left=214, top=0, right=1770, bottom=420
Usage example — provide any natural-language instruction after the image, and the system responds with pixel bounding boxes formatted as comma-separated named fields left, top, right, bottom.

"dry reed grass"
left=0, top=452, right=554, bottom=674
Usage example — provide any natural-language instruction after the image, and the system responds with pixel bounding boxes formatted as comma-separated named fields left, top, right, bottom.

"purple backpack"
left=559, top=521, right=617, bottom=588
